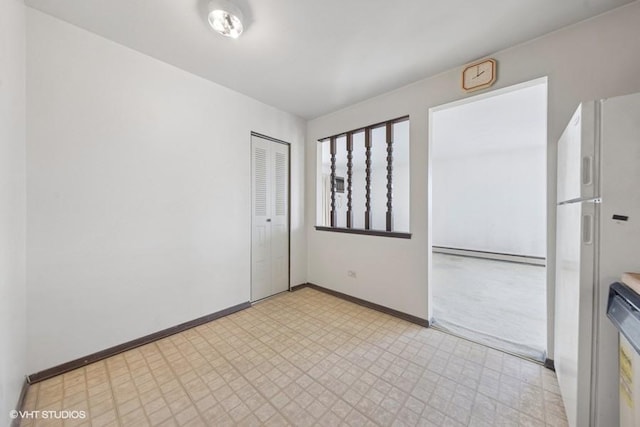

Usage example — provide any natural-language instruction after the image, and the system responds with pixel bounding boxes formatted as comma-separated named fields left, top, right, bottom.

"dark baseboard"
left=290, top=283, right=310, bottom=292
left=27, top=301, right=251, bottom=384
left=544, top=358, right=555, bottom=371
left=292, top=282, right=429, bottom=327
left=10, top=377, right=29, bottom=427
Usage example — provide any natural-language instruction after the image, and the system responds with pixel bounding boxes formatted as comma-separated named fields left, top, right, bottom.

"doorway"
left=251, top=133, right=290, bottom=302
left=428, top=78, right=548, bottom=361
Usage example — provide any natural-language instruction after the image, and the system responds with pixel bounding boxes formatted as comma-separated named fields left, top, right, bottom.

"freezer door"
left=555, top=201, right=596, bottom=427
left=557, top=101, right=598, bottom=203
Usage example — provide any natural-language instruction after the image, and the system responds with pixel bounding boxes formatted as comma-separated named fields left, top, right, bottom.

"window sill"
left=315, top=226, right=412, bottom=239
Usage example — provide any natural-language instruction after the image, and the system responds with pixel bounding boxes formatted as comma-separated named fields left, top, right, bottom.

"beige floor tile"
left=17, top=288, right=568, bottom=427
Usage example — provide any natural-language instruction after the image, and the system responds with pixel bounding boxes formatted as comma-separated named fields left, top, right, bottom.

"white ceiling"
left=24, top=0, right=633, bottom=119
left=432, top=81, right=547, bottom=159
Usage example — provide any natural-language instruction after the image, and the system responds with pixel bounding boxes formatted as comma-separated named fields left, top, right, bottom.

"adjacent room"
left=2, top=1, right=640, bottom=426
left=430, top=79, right=548, bottom=362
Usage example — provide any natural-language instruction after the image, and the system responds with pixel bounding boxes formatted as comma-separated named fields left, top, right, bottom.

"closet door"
left=270, top=142, right=289, bottom=295
left=251, top=135, right=289, bottom=301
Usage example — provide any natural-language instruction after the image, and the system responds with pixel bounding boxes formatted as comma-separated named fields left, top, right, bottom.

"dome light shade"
left=208, top=0, right=244, bottom=39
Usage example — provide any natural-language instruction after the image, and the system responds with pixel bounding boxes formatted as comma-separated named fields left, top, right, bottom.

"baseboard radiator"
left=432, top=246, right=546, bottom=266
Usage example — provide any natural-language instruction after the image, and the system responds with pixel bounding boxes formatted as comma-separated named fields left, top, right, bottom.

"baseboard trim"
left=290, top=283, right=310, bottom=292
left=10, top=377, right=29, bottom=427
left=27, top=301, right=251, bottom=384
left=544, top=358, right=555, bottom=371
left=433, top=246, right=546, bottom=266
left=292, top=282, right=429, bottom=327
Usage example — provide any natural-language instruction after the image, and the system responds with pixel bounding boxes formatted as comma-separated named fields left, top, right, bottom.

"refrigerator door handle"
left=582, top=155, right=593, bottom=186
left=583, top=214, right=594, bottom=245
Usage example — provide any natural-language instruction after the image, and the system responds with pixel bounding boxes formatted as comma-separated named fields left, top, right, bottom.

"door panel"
left=252, top=139, right=271, bottom=301
left=271, top=144, right=289, bottom=294
left=251, top=135, right=289, bottom=301
left=555, top=201, right=595, bottom=427
left=274, top=151, right=287, bottom=216
left=271, top=223, right=288, bottom=293
left=557, top=102, right=597, bottom=203
left=555, top=202, right=581, bottom=427
left=251, top=223, right=271, bottom=301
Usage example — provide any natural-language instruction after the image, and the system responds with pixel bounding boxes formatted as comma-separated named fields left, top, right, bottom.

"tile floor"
left=432, top=253, right=547, bottom=361
left=19, top=288, right=567, bottom=427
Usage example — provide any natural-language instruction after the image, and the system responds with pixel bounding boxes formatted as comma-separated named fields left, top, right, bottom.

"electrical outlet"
left=347, top=270, right=357, bottom=278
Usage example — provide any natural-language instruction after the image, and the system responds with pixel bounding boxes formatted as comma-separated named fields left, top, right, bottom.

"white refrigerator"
left=555, top=92, right=640, bottom=427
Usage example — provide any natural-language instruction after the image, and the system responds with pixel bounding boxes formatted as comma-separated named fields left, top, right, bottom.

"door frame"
left=426, top=77, right=551, bottom=358
left=250, top=131, right=292, bottom=301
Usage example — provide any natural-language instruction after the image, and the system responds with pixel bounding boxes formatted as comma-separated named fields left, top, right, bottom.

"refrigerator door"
left=555, top=200, right=597, bottom=427
left=557, top=101, right=598, bottom=203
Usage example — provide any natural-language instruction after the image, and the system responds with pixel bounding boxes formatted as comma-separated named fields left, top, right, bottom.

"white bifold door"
left=251, top=134, right=289, bottom=302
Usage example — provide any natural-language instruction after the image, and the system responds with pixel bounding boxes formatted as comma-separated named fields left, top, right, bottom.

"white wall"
left=26, top=9, right=306, bottom=374
left=0, top=0, right=27, bottom=417
left=431, top=82, right=547, bottom=257
left=432, top=144, right=546, bottom=257
left=306, top=1, right=640, bottom=365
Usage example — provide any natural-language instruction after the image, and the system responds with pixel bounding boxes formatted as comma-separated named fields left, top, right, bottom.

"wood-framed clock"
left=462, top=58, right=497, bottom=92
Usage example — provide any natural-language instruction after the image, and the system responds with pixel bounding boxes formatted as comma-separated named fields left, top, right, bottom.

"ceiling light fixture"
left=208, top=0, right=244, bottom=39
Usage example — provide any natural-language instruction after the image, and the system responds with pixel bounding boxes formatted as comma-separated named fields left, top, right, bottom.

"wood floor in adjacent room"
left=19, top=288, right=567, bottom=427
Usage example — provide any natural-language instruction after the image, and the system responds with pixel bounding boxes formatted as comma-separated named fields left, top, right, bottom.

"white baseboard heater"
left=432, top=246, right=546, bottom=266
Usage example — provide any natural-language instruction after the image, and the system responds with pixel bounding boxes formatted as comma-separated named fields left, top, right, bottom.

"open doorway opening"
left=428, top=78, right=548, bottom=361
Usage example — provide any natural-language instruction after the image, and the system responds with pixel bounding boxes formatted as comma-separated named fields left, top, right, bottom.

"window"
left=316, top=116, right=410, bottom=238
